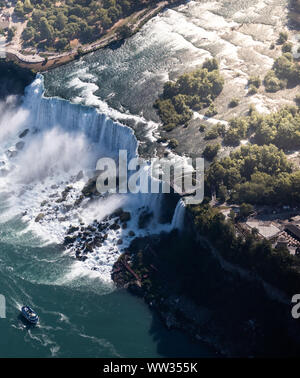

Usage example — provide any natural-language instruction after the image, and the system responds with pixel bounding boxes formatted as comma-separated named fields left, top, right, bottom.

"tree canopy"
left=154, top=58, right=224, bottom=131
left=13, top=0, right=161, bottom=51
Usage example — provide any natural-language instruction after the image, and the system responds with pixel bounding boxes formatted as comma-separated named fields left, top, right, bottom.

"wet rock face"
left=76, top=170, right=84, bottom=181
left=119, top=211, right=131, bottom=223
left=138, top=210, right=153, bottom=229
left=64, top=235, right=76, bottom=245
left=64, top=220, right=110, bottom=261
left=61, top=204, right=136, bottom=265
left=15, top=141, right=25, bottom=151
left=67, top=226, right=79, bottom=234
left=35, top=213, right=45, bottom=222
left=110, top=222, right=120, bottom=230
left=19, top=129, right=29, bottom=139
left=82, top=177, right=98, bottom=197
left=6, top=150, right=18, bottom=159
left=0, top=62, right=35, bottom=99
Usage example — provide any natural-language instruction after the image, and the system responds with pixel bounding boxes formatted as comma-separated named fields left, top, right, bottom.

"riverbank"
left=0, top=60, right=35, bottom=98
left=3, top=0, right=180, bottom=72
left=111, top=226, right=300, bottom=357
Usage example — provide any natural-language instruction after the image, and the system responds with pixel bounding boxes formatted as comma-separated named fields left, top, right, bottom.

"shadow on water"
left=106, top=39, right=125, bottom=51
left=0, top=61, right=35, bottom=99
left=17, top=314, right=37, bottom=331
left=147, top=309, right=215, bottom=358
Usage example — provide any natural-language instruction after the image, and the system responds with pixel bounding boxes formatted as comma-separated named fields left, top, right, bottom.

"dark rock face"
left=35, top=213, right=45, bottom=222
left=76, top=170, right=84, bottom=181
left=110, top=222, right=120, bottom=230
left=138, top=210, right=153, bottom=228
left=112, top=231, right=300, bottom=358
left=19, top=129, right=29, bottom=139
left=120, top=211, right=131, bottom=222
left=6, top=150, right=18, bottom=159
left=82, top=177, right=98, bottom=197
left=67, top=226, right=79, bottom=234
left=15, top=141, right=25, bottom=150
left=0, top=61, right=35, bottom=99
left=64, top=235, right=76, bottom=245
left=111, top=208, right=123, bottom=218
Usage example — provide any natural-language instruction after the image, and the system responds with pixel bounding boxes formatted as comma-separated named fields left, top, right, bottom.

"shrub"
left=154, top=59, right=224, bottom=129
left=229, top=98, right=240, bottom=108
left=295, top=95, right=300, bottom=106
left=248, top=85, right=258, bottom=95
left=216, top=122, right=226, bottom=137
left=204, top=103, right=217, bottom=118
left=239, top=203, right=254, bottom=218
left=264, top=70, right=284, bottom=92
left=282, top=42, right=293, bottom=53
left=168, top=138, right=179, bottom=149
left=117, top=25, right=132, bottom=39
left=203, top=143, right=220, bottom=160
left=204, top=127, right=219, bottom=140
left=278, top=31, right=288, bottom=44
left=248, top=76, right=261, bottom=88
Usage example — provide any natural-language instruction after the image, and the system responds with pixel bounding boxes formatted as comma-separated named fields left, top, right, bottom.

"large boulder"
left=120, top=211, right=131, bottom=223
left=82, top=177, right=98, bottom=197
left=138, top=210, right=153, bottom=229
left=35, top=213, right=45, bottom=222
left=19, top=129, right=29, bottom=138
left=64, top=235, right=76, bottom=245
left=15, top=141, right=25, bottom=150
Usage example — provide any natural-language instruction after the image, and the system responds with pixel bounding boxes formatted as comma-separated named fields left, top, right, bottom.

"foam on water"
left=44, top=0, right=290, bottom=139
left=0, top=76, right=182, bottom=284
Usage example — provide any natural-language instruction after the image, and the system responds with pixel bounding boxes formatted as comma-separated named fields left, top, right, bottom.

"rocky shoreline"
left=0, top=61, right=34, bottom=99
left=63, top=206, right=132, bottom=265
left=4, top=0, right=184, bottom=73
left=111, top=230, right=300, bottom=357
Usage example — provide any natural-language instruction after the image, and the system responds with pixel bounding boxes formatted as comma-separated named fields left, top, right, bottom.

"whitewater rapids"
left=0, top=76, right=185, bottom=283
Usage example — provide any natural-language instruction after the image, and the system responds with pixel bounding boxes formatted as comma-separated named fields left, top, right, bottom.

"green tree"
left=55, top=13, right=68, bottom=31
left=203, top=143, right=220, bottom=160
left=24, top=0, right=33, bottom=13
left=239, top=203, right=254, bottom=218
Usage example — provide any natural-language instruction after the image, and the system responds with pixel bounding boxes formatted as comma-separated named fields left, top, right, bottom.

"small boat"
left=21, top=306, right=39, bottom=325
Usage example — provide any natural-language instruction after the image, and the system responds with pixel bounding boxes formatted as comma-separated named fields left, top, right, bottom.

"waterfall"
left=0, top=73, right=191, bottom=277
left=171, top=199, right=186, bottom=231
left=22, top=75, right=138, bottom=162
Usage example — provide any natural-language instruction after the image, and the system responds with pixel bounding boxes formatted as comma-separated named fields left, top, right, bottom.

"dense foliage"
left=188, top=203, right=300, bottom=296
left=205, top=143, right=300, bottom=205
left=154, top=59, right=224, bottom=131
left=224, top=105, right=300, bottom=150
left=12, top=0, right=160, bottom=51
left=203, top=142, right=220, bottom=160
left=124, top=228, right=300, bottom=356
left=264, top=52, right=300, bottom=92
